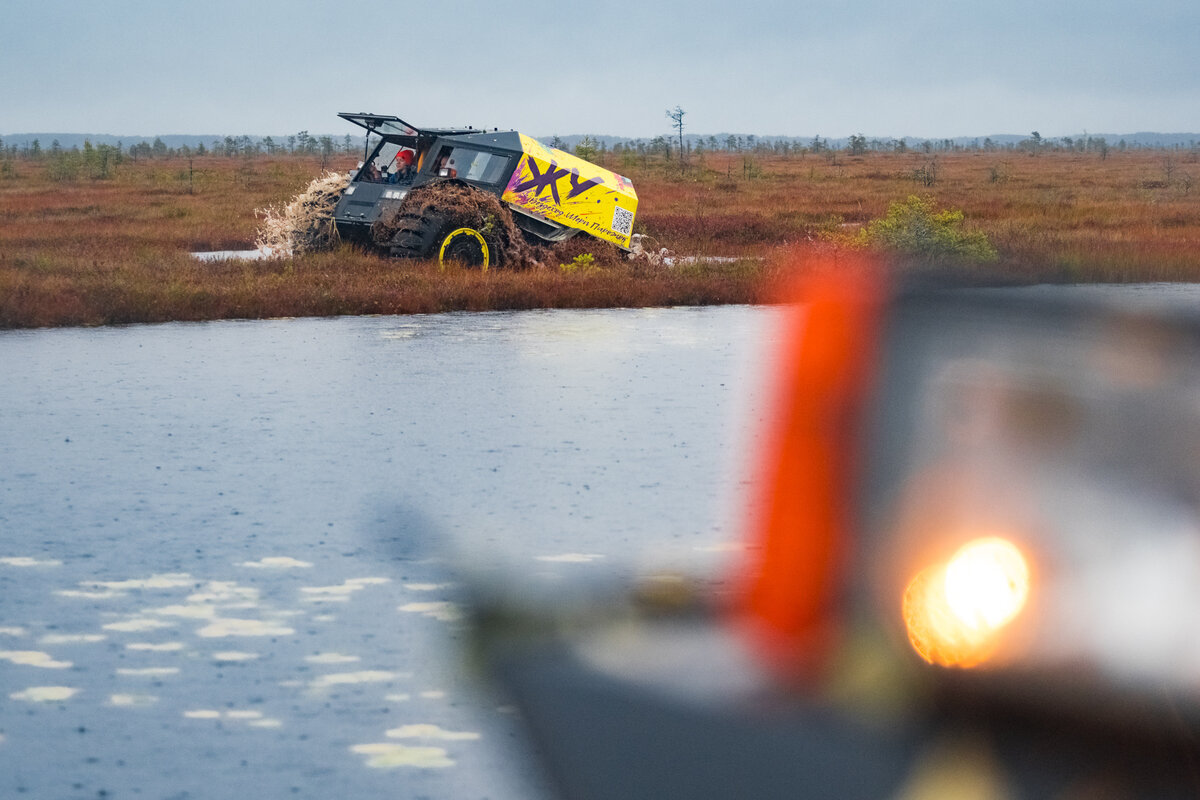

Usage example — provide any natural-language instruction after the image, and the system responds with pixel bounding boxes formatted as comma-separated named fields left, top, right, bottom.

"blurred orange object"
left=737, top=258, right=887, bottom=681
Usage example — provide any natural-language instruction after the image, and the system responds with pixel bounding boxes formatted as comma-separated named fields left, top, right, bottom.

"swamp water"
left=0, top=306, right=779, bottom=799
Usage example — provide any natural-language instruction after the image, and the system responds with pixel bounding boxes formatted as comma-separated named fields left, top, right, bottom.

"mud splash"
left=255, top=171, right=349, bottom=256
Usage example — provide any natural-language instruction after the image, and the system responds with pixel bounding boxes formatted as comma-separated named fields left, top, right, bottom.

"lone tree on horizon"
left=666, top=105, right=686, bottom=164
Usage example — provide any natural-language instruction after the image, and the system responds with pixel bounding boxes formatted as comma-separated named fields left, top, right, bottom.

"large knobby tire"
left=385, top=211, right=440, bottom=259
left=374, top=183, right=516, bottom=269
left=438, top=227, right=492, bottom=270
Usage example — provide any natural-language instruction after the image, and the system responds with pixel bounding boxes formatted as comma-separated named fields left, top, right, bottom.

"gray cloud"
left=2, top=0, right=1196, bottom=137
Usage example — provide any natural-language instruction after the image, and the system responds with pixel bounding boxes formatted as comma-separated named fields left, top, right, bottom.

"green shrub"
left=855, top=195, right=998, bottom=262
left=559, top=252, right=598, bottom=273
left=45, top=152, right=82, bottom=182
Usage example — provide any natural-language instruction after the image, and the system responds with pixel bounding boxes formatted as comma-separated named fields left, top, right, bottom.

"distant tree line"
left=0, top=138, right=128, bottom=181
left=0, top=131, right=362, bottom=163
left=585, top=132, right=1199, bottom=162
left=2, top=128, right=1198, bottom=183
left=5, top=130, right=1199, bottom=166
left=0, top=131, right=369, bottom=181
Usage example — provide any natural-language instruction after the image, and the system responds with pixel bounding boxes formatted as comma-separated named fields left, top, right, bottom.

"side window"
left=432, top=145, right=457, bottom=177
left=431, top=146, right=510, bottom=185
left=478, top=153, right=511, bottom=184
left=461, top=150, right=503, bottom=183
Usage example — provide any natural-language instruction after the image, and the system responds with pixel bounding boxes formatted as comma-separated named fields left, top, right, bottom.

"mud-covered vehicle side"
left=332, top=113, right=638, bottom=269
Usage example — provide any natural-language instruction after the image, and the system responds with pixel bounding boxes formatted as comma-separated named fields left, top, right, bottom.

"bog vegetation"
left=1, top=132, right=1199, bottom=328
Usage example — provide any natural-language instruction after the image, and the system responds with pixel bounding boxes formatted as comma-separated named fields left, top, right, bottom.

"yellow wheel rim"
left=438, top=228, right=490, bottom=271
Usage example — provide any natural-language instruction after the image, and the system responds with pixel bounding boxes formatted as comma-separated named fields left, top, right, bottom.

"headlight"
left=902, top=535, right=1031, bottom=668
left=850, top=283, right=1200, bottom=716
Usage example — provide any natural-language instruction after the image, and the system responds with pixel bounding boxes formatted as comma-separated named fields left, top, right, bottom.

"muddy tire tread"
left=387, top=212, right=445, bottom=259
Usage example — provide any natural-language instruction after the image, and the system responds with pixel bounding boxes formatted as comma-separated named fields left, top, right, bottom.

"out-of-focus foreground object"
left=468, top=265, right=1200, bottom=800
left=857, top=282, right=1200, bottom=715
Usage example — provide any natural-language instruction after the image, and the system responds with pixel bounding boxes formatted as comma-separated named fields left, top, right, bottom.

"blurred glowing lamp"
left=903, top=537, right=1030, bottom=668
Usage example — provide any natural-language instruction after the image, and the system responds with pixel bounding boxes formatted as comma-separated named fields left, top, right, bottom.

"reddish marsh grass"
left=627, top=149, right=1200, bottom=281
left=1, top=149, right=1198, bottom=328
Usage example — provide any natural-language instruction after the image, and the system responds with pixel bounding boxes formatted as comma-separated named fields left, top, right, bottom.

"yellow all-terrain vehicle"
left=332, top=113, right=638, bottom=269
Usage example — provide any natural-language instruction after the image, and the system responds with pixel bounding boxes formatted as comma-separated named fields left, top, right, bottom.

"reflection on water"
left=308, top=670, right=404, bottom=691
left=84, top=573, right=194, bottom=591
left=11, top=686, right=79, bottom=702
left=239, top=556, right=314, bottom=569
left=350, top=719, right=487, bottom=769
left=405, top=582, right=452, bottom=592
left=387, top=723, right=481, bottom=741
left=0, top=557, right=61, bottom=567
left=148, top=603, right=220, bottom=618
left=399, top=601, right=462, bottom=622
left=126, top=642, right=185, bottom=651
left=301, top=577, right=391, bottom=598
left=183, top=708, right=283, bottom=727
left=56, top=588, right=124, bottom=599
left=304, top=652, right=361, bottom=664
left=2, top=556, right=486, bottom=789
left=196, top=618, right=295, bottom=637
left=351, top=742, right=457, bottom=769
left=534, top=552, right=606, bottom=563
left=102, top=619, right=175, bottom=632
left=41, top=633, right=105, bottom=644
left=0, top=651, right=72, bottom=668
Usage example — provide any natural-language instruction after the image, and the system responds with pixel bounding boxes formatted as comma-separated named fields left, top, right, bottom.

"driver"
left=389, top=149, right=415, bottom=183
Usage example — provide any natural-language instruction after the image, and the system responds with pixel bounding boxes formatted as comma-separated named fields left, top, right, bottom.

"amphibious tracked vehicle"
left=333, top=113, right=638, bottom=269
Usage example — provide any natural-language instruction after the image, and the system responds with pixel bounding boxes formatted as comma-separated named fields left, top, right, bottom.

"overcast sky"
left=3, top=0, right=1196, bottom=139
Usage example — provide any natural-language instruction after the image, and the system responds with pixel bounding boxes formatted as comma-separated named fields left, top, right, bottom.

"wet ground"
left=191, top=249, right=278, bottom=261
left=0, top=306, right=777, bottom=799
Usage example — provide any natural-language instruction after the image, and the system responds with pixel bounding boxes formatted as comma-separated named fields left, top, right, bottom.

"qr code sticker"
left=612, top=206, right=633, bottom=235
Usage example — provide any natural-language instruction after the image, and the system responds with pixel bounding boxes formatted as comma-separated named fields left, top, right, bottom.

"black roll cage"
left=338, top=112, right=480, bottom=162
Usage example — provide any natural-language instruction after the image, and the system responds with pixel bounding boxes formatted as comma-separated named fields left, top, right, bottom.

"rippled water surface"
left=8, top=284, right=1198, bottom=798
left=0, top=306, right=781, bottom=799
